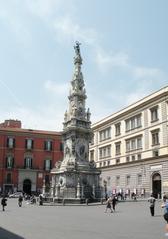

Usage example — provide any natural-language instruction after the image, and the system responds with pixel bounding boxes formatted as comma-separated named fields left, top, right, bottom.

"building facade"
left=89, top=86, right=168, bottom=198
left=0, top=120, right=63, bottom=195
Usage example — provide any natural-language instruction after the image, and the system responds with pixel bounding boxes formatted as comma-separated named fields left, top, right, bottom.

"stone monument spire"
left=51, top=43, right=100, bottom=203
left=64, top=41, right=88, bottom=125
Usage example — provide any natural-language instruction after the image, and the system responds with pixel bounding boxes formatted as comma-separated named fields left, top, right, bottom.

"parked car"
left=9, top=192, right=23, bottom=198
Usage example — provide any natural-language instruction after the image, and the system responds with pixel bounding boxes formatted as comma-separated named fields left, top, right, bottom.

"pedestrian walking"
left=105, top=197, right=113, bottom=213
left=148, top=194, right=156, bottom=216
left=112, top=195, right=117, bottom=211
left=163, top=192, right=167, bottom=203
left=1, top=196, right=7, bottom=211
left=18, top=195, right=23, bottom=207
left=161, top=199, right=168, bottom=236
left=39, top=194, right=43, bottom=206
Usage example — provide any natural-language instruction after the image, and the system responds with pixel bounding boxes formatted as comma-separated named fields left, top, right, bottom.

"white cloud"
left=0, top=1, right=32, bottom=44
left=95, top=48, right=129, bottom=72
left=44, top=80, right=69, bottom=95
left=53, top=16, right=98, bottom=45
left=0, top=105, right=64, bottom=131
left=25, top=0, right=62, bottom=18
left=133, top=66, right=163, bottom=79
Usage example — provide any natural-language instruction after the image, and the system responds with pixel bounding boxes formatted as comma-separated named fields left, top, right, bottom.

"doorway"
left=23, top=179, right=32, bottom=195
left=152, top=173, right=161, bottom=198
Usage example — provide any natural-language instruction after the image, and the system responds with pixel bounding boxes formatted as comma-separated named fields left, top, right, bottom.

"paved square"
left=0, top=199, right=166, bottom=239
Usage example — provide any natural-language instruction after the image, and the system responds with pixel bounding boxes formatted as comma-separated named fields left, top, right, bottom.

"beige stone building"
left=89, top=86, right=168, bottom=198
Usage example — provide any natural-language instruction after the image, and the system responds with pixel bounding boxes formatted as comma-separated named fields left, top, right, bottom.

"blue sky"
left=0, top=0, right=167, bottom=131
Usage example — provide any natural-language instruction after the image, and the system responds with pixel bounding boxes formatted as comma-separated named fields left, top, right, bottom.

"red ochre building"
left=0, top=119, right=63, bottom=195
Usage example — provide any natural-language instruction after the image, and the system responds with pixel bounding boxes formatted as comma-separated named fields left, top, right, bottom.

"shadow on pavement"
left=0, top=227, right=25, bottom=239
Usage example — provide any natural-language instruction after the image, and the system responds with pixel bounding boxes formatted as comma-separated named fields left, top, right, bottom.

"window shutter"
left=44, top=160, right=46, bottom=170
left=6, top=157, right=8, bottom=168
left=30, top=158, right=32, bottom=168
left=60, top=143, right=63, bottom=151
left=25, top=139, right=27, bottom=149
left=32, top=140, right=34, bottom=149
left=50, top=142, right=53, bottom=151
left=12, top=157, right=14, bottom=168
left=24, top=158, right=26, bottom=168
left=44, top=141, right=47, bottom=150
left=13, top=138, right=15, bottom=148
left=6, top=138, right=9, bottom=147
left=50, top=160, right=52, bottom=169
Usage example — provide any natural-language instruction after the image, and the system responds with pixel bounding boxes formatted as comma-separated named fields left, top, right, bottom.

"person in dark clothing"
left=112, top=196, right=117, bottom=211
left=1, top=196, right=7, bottom=211
left=148, top=194, right=156, bottom=216
left=18, top=195, right=23, bottom=207
left=39, top=195, right=43, bottom=206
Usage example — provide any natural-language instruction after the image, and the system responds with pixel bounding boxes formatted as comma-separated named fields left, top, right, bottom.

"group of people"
left=0, top=192, right=44, bottom=211
left=105, top=196, right=118, bottom=213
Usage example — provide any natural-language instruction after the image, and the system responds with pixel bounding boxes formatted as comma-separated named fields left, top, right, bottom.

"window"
left=44, top=159, right=51, bottom=170
left=60, top=143, right=63, bottom=151
left=137, top=174, right=142, bottom=185
left=44, top=140, right=52, bottom=151
left=116, top=158, right=120, bottom=164
left=6, top=173, right=12, bottom=184
left=24, top=157, right=32, bottom=169
left=125, top=114, right=142, bottom=132
left=153, top=149, right=159, bottom=157
left=25, top=139, right=34, bottom=150
left=126, top=156, right=130, bottom=162
left=115, top=142, right=121, bottom=155
left=6, top=156, right=14, bottom=168
left=131, top=139, right=136, bottom=150
left=100, top=162, right=102, bottom=167
left=132, top=155, right=135, bottom=161
left=126, top=175, right=130, bottom=185
left=45, top=175, right=50, bottom=185
left=99, top=145, right=111, bottom=159
left=126, top=141, right=130, bottom=152
left=137, top=137, right=142, bottom=149
left=99, top=127, right=111, bottom=141
left=108, top=160, right=110, bottom=166
left=107, top=176, right=111, bottom=186
left=115, top=123, right=121, bottom=136
left=151, top=130, right=159, bottom=145
left=137, top=154, right=141, bottom=160
left=103, top=161, right=106, bottom=166
left=150, top=106, right=158, bottom=122
left=90, top=134, right=94, bottom=145
left=116, top=176, right=120, bottom=186
left=126, top=136, right=142, bottom=152
left=90, top=150, right=94, bottom=161
left=7, top=137, right=15, bottom=149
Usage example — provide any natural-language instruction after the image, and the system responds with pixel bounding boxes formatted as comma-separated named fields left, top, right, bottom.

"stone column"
left=50, top=180, right=54, bottom=197
left=55, top=184, right=60, bottom=198
left=81, top=185, right=84, bottom=198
